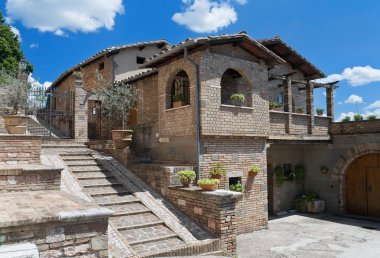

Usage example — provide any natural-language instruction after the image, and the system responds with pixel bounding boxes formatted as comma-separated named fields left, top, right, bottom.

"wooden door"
left=367, top=166, right=380, bottom=217
left=346, top=154, right=380, bottom=217
left=88, top=100, right=102, bottom=140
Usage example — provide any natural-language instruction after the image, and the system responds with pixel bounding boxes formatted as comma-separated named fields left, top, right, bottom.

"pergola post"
left=326, top=86, right=334, bottom=118
left=284, top=77, right=292, bottom=133
left=74, top=77, right=88, bottom=143
left=306, top=82, right=314, bottom=134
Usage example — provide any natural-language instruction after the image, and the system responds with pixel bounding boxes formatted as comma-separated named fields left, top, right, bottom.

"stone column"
left=326, top=86, right=334, bottom=118
left=306, top=82, right=314, bottom=134
left=284, top=78, right=292, bottom=134
left=74, top=78, right=88, bottom=143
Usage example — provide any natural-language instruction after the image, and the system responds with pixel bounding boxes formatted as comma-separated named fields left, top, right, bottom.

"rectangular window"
left=98, top=62, right=105, bottom=70
left=136, top=56, right=146, bottom=64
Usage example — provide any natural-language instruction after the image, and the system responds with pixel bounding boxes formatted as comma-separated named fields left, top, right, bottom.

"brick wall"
left=330, top=120, right=380, bottom=135
left=291, top=114, right=309, bottom=134
left=269, top=111, right=288, bottom=134
left=314, top=116, right=331, bottom=135
left=0, top=166, right=61, bottom=192
left=0, top=135, right=41, bottom=164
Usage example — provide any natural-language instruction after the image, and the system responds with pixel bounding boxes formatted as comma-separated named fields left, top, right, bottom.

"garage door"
left=346, top=154, right=380, bottom=217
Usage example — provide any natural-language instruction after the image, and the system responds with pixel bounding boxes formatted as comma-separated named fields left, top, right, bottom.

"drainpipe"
left=184, top=47, right=201, bottom=180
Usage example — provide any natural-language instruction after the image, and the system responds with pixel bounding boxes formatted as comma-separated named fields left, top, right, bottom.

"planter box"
left=297, top=200, right=325, bottom=213
left=173, top=101, right=185, bottom=108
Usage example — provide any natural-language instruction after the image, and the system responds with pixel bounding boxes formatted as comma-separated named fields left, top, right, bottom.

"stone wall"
left=0, top=135, right=41, bottom=164
left=330, top=120, right=380, bottom=135
left=0, top=165, right=61, bottom=192
left=165, top=187, right=242, bottom=256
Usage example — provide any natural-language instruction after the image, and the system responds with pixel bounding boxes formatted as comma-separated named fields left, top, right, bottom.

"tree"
left=0, top=11, right=33, bottom=73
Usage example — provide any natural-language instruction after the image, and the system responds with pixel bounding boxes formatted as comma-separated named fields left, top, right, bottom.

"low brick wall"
left=330, top=120, right=380, bottom=135
left=270, top=111, right=288, bottom=134
left=291, top=114, right=309, bottom=134
left=0, top=165, right=61, bottom=192
left=167, top=187, right=242, bottom=256
left=0, top=135, right=41, bottom=164
left=314, top=116, right=331, bottom=135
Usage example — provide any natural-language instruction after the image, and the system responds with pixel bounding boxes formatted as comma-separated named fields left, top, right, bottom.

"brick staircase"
left=56, top=147, right=224, bottom=257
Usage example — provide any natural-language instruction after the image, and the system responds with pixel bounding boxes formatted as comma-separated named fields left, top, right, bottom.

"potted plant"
left=0, top=70, right=30, bottom=134
left=316, top=108, right=324, bottom=116
left=172, top=94, right=185, bottom=108
left=229, top=181, right=245, bottom=192
left=296, top=107, right=304, bottom=114
left=210, top=161, right=226, bottom=179
left=230, top=93, right=245, bottom=106
left=269, top=101, right=283, bottom=111
left=294, top=192, right=325, bottom=213
left=248, top=165, right=261, bottom=177
left=176, top=170, right=196, bottom=187
left=94, top=74, right=137, bottom=149
left=198, top=178, right=220, bottom=191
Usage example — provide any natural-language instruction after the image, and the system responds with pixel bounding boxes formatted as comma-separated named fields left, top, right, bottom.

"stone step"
left=86, top=186, right=130, bottom=196
left=80, top=178, right=121, bottom=187
left=133, top=237, right=187, bottom=256
left=110, top=213, right=162, bottom=230
left=69, top=166, right=105, bottom=172
left=60, top=152, right=91, bottom=157
left=63, top=160, right=100, bottom=166
left=119, top=224, right=178, bottom=246
left=106, top=203, right=150, bottom=216
left=60, top=156, right=94, bottom=161
left=93, top=194, right=140, bottom=205
left=75, top=171, right=113, bottom=179
left=200, top=250, right=229, bottom=256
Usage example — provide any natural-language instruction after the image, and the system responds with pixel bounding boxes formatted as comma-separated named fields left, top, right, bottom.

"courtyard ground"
left=237, top=213, right=380, bottom=258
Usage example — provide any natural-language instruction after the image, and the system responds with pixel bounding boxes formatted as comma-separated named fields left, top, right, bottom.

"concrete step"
left=93, top=194, right=140, bottom=205
left=60, top=156, right=94, bottom=161
left=110, top=213, right=162, bottom=230
left=200, top=250, right=229, bottom=256
left=119, top=224, right=178, bottom=246
left=80, top=178, right=121, bottom=187
left=85, top=186, right=130, bottom=196
left=63, top=160, right=99, bottom=166
left=75, top=171, right=113, bottom=179
left=106, top=203, right=150, bottom=216
left=69, top=166, right=105, bottom=172
left=133, top=237, right=187, bottom=256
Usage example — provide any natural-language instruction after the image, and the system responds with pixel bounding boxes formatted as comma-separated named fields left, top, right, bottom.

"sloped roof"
left=259, top=37, right=325, bottom=79
left=142, top=32, right=285, bottom=68
left=115, top=68, right=158, bottom=85
left=50, top=40, right=169, bottom=88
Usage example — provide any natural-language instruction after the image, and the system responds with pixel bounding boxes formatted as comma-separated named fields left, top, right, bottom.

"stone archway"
left=332, top=143, right=380, bottom=213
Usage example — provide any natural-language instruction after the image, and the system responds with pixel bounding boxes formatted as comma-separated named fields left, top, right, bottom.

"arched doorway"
left=345, top=153, right=380, bottom=217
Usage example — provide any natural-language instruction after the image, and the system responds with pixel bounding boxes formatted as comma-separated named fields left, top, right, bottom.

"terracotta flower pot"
left=111, top=130, right=133, bottom=149
left=3, top=115, right=29, bottom=135
left=317, top=112, right=323, bottom=116
left=180, top=177, right=192, bottom=187
left=199, top=183, right=218, bottom=191
left=248, top=171, right=258, bottom=177
left=210, top=174, right=222, bottom=180
left=270, top=106, right=283, bottom=112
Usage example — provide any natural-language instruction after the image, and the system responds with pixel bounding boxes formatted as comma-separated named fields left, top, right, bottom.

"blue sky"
left=2, top=0, right=380, bottom=121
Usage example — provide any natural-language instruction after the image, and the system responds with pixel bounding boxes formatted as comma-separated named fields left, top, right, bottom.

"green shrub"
left=274, top=165, right=286, bottom=186
left=248, top=165, right=261, bottom=174
left=197, top=178, right=220, bottom=185
left=354, top=114, right=363, bottom=121
left=229, top=181, right=245, bottom=192
left=342, top=116, right=351, bottom=122
left=210, top=162, right=226, bottom=176
left=316, top=108, right=324, bottom=114
left=367, top=114, right=377, bottom=120
left=269, top=101, right=283, bottom=108
left=176, top=170, right=196, bottom=180
left=294, top=192, right=321, bottom=206
left=230, top=93, right=245, bottom=102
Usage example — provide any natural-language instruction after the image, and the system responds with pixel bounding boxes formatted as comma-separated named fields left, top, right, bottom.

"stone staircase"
left=58, top=148, right=223, bottom=257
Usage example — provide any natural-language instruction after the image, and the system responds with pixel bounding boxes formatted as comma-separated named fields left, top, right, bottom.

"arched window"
left=221, top=69, right=251, bottom=107
left=170, top=70, right=190, bottom=108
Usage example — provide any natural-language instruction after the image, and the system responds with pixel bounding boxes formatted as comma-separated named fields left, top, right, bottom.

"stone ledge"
left=0, top=134, right=42, bottom=140
left=0, top=191, right=113, bottom=228
left=169, top=186, right=243, bottom=199
left=0, top=164, right=63, bottom=176
left=220, top=104, right=254, bottom=110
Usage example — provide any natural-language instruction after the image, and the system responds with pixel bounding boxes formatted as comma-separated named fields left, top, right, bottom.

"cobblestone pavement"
left=237, top=214, right=380, bottom=258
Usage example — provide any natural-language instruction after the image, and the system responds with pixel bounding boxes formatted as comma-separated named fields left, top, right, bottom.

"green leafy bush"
left=269, top=101, right=283, bottom=108
left=294, top=192, right=321, bottom=211
left=197, top=178, right=220, bottom=185
left=367, top=114, right=377, bottom=120
left=230, top=93, right=245, bottom=102
left=354, top=114, right=363, bottom=121
left=229, top=181, right=245, bottom=192
left=274, top=165, right=286, bottom=186
left=210, top=162, right=226, bottom=176
left=249, top=165, right=261, bottom=174
left=176, top=170, right=196, bottom=180
left=342, top=116, right=351, bottom=122
left=316, top=108, right=324, bottom=114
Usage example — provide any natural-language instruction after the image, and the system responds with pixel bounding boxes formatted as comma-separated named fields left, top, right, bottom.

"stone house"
left=47, top=40, right=169, bottom=140
left=50, top=32, right=380, bottom=237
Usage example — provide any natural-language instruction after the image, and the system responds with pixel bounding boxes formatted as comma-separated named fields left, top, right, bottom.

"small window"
left=221, top=69, right=251, bottom=107
left=98, top=62, right=105, bottom=70
left=170, top=71, right=190, bottom=108
left=136, top=56, right=146, bottom=64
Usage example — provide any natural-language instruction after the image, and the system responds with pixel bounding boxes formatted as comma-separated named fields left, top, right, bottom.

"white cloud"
left=236, top=0, right=248, bottom=5
left=337, top=109, right=380, bottom=121
left=366, top=100, right=380, bottom=110
left=5, top=0, right=124, bottom=36
left=337, top=112, right=356, bottom=122
left=28, top=74, right=52, bottom=90
left=316, top=66, right=380, bottom=86
left=29, top=43, right=38, bottom=49
left=10, top=25, right=21, bottom=42
left=172, top=0, right=238, bottom=33
left=345, top=94, right=363, bottom=104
